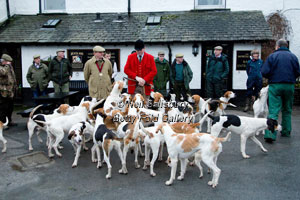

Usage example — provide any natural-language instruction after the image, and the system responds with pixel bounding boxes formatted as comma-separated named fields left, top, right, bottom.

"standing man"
left=170, top=54, right=193, bottom=101
left=0, top=54, right=17, bottom=126
left=124, top=39, right=157, bottom=100
left=153, top=51, right=170, bottom=97
left=84, top=46, right=112, bottom=100
left=206, top=46, right=229, bottom=98
left=243, top=50, right=263, bottom=112
left=48, top=49, right=72, bottom=93
left=26, top=55, right=49, bottom=101
left=262, top=39, right=300, bottom=143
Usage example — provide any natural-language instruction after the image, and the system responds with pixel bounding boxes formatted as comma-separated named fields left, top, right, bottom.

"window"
left=44, top=0, right=65, bottom=12
left=146, top=16, right=161, bottom=25
left=196, top=0, right=225, bottom=9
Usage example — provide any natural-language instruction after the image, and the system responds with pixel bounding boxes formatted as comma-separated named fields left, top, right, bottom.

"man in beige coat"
left=84, top=46, right=112, bottom=100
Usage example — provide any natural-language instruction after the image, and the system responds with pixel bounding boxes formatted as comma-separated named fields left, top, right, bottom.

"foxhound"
left=156, top=123, right=231, bottom=188
left=208, top=114, right=282, bottom=158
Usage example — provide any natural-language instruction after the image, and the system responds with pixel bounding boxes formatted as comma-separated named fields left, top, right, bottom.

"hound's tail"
left=2, top=117, right=9, bottom=126
left=29, top=105, right=43, bottom=119
left=217, top=132, right=231, bottom=143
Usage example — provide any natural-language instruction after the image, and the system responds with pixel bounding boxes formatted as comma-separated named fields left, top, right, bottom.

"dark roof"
left=0, top=10, right=272, bottom=44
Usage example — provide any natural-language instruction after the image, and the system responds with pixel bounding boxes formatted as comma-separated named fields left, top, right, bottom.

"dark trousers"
left=174, top=81, right=191, bottom=101
left=206, top=80, right=224, bottom=98
left=246, top=77, right=262, bottom=98
left=32, top=86, right=46, bottom=105
left=0, top=96, right=14, bottom=123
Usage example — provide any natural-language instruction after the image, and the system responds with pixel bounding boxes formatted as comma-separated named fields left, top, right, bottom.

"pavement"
left=0, top=107, right=300, bottom=200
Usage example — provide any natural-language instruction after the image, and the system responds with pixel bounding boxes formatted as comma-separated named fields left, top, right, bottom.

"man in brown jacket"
left=84, top=46, right=112, bottom=100
left=0, top=54, right=17, bottom=126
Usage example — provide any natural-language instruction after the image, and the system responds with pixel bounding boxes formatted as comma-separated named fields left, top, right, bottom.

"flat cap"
left=1, top=54, right=13, bottom=62
left=175, top=53, right=184, bottom=58
left=214, top=46, right=223, bottom=50
left=56, top=49, right=65, bottom=53
left=93, top=45, right=105, bottom=52
left=134, top=39, right=145, bottom=51
left=158, top=51, right=165, bottom=55
left=33, top=54, right=40, bottom=59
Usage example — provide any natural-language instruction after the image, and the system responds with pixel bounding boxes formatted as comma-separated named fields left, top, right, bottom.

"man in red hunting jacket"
left=124, top=39, right=157, bottom=100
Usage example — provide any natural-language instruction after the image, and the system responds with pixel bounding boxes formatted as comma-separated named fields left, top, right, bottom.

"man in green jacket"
left=170, top=53, right=193, bottom=101
left=48, top=49, right=72, bottom=93
left=153, top=51, right=170, bottom=97
left=206, top=46, right=229, bottom=98
left=27, top=55, right=49, bottom=100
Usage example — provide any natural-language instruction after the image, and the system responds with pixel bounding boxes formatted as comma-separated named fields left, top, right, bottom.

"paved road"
left=1, top=107, right=300, bottom=200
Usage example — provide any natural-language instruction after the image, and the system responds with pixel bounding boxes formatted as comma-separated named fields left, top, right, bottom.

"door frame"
left=201, top=41, right=233, bottom=97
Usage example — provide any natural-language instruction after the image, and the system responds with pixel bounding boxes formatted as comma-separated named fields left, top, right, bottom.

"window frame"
left=42, top=0, right=66, bottom=13
left=195, top=0, right=226, bottom=9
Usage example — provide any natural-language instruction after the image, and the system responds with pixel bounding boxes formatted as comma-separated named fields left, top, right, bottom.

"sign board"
left=236, top=51, right=251, bottom=70
left=67, top=49, right=120, bottom=72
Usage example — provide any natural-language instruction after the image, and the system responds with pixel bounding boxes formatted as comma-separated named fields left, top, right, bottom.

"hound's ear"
left=267, top=118, right=277, bottom=133
left=68, top=131, right=75, bottom=140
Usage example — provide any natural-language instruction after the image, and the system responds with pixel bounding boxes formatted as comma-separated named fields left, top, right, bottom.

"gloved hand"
left=136, top=76, right=145, bottom=86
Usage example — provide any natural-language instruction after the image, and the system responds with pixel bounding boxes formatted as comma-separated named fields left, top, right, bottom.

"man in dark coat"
left=262, top=39, right=300, bottom=143
left=153, top=51, right=170, bottom=97
left=205, top=46, right=229, bottom=98
left=170, top=53, right=193, bottom=101
left=48, top=49, right=72, bottom=93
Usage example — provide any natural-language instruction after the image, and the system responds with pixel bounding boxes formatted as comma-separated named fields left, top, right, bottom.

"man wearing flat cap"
left=84, top=45, right=112, bottom=100
left=170, top=53, right=193, bottom=101
left=0, top=54, right=17, bottom=126
left=205, top=46, right=229, bottom=98
left=153, top=51, right=170, bottom=97
left=124, top=39, right=157, bottom=100
left=48, top=49, right=72, bottom=93
left=26, top=55, right=49, bottom=102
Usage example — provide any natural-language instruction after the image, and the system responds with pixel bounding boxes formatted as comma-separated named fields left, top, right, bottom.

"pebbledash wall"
left=2, top=0, right=300, bottom=90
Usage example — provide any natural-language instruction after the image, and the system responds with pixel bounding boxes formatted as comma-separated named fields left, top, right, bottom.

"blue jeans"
left=33, top=86, right=46, bottom=105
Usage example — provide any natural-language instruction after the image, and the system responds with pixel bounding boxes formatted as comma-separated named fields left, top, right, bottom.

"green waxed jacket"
left=206, top=54, right=229, bottom=82
left=154, top=57, right=170, bottom=91
left=48, top=56, right=72, bottom=85
left=170, top=59, right=193, bottom=90
left=26, top=63, right=49, bottom=91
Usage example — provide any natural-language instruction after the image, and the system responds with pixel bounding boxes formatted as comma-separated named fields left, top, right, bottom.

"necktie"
left=139, top=55, right=142, bottom=63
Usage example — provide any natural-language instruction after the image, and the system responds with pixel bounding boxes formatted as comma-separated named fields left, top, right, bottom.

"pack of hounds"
left=0, top=81, right=281, bottom=188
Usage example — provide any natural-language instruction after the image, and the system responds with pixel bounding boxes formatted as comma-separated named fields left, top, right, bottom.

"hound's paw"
left=150, top=172, right=156, bottom=177
left=207, top=169, right=211, bottom=174
left=189, top=161, right=195, bottom=166
left=106, top=174, right=111, bottom=179
left=243, top=155, right=250, bottom=159
left=58, top=145, right=64, bottom=150
left=177, top=176, right=184, bottom=181
left=199, top=174, right=203, bottom=179
left=165, top=180, right=173, bottom=186
left=92, top=159, right=97, bottom=163
left=57, top=153, right=62, bottom=158
left=38, top=139, right=43, bottom=143
left=2, top=149, right=7, bottom=153
left=72, top=164, right=77, bottom=168
left=29, top=147, right=33, bottom=151
left=142, top=165, right=148, bottom=170
left=48, top=154, right=55, bottom=158
left=84, top=147, right=89, bottom=151
left=158, top=158, right=163, bottom=162
left=135, top=162, right=141, bottom=169
left=261, top=148, right=268, bottom=153
left=97, top=163, right=102, bottom=168
left=208, top=181, right=213, bottom=186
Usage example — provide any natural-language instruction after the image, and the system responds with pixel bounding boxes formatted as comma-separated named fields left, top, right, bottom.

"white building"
left=0, top=0, right=299, bottom=103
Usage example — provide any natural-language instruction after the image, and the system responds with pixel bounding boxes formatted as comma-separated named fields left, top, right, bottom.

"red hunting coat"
left=124, top=52, right=157, bottom=95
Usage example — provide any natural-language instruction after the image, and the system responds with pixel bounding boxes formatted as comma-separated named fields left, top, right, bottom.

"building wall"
left=21, top=43, right=202, bottom=89
left=0, top=0, right=8, bottom=23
